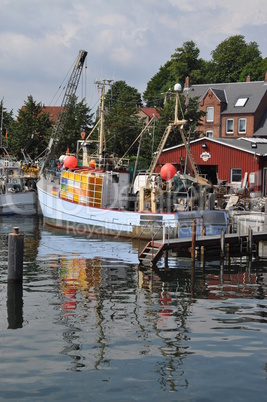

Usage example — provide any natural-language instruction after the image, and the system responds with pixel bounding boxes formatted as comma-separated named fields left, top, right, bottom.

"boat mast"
left=95, top=79, right=113, bottom=162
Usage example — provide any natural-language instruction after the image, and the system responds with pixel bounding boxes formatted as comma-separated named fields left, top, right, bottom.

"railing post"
left=163, top=224, right=166, bottom=244
left=247, top=226, right=253, bottom=255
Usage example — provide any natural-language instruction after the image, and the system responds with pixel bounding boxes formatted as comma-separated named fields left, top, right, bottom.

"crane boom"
left=40, top=49, right=88, bottom=174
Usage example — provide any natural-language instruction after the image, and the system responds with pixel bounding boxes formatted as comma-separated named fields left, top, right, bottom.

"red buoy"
left=89, top=159, right=95, bottom=169
left=64, top=156, right=77, bottom=169
left=160, top=163, right=176, bottom=181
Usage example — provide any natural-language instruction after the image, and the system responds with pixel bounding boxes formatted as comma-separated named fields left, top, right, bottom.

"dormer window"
left=235, top=98, right=248, bottom=107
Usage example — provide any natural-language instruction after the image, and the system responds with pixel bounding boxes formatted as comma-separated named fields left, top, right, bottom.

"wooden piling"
left=191, top=220, right=196, bottom=262
left=8, top=227, right=24, bottom=283
left=164, top=226, right=168, bottom=268
left=201, top=226, right=206, bottom=267
left=220, top=229, right=225, bottom=258
left=7, top=283, right=23, bottom=329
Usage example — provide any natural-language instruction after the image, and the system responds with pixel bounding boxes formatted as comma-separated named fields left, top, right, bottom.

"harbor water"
left=0, top=215, right=267, bottom=401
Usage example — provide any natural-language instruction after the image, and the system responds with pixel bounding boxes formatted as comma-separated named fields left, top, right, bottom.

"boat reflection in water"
left=47, top=251, right=267, bottom=373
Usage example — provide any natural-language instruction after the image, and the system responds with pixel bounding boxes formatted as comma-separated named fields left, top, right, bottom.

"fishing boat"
left=37, top=50, right=226, bottom=239
left=0, top=150, right=37, bottom=215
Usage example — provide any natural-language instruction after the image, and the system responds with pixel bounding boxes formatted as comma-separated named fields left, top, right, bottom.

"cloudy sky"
left=1, top=0, right=267, bottom=116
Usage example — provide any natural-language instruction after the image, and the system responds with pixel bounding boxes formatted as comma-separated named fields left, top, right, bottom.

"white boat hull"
left=37, top=176, right=177, bottom=239
left=0, top=191, right=37, bottom=215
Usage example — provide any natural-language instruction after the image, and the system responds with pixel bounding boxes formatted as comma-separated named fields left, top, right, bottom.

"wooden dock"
left=138, top=229, right=267, bottom=266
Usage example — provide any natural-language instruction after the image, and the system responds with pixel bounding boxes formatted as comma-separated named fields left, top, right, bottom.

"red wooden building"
left=157, top=137, right=267, bottom=196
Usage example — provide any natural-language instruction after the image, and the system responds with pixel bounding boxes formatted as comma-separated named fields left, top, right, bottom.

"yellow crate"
left=89, top=174, right=95, bottom=184
left=67, top=186, right=74, bottom=193
left=80, top=189, right=87, bottom=196
left=68, top=172, right=74, bottom=180
left=62, top=170, right=68, bottom=178
left=74, top=173, right=81, bottom=182
left=81, top=182, right=87, bottom=190
left=60, top=190, right=67, bottom=199
left=73, top=194, right=79, bottom=203
left=96, top=176, right=103, bottom=184
left=81, top=174, right=89, bottom=183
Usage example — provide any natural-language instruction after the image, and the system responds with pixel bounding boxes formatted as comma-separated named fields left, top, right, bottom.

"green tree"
left=143, top=41, right=209, bottom=108
left=168, top=41, right=204, bottom=84
left=209, top=35, right=261, bottom=83
left=143, top=61, right=172, bottom=107
left=104, top=81, right=143, bottom=158
left=239, top=57, right=267, bottom=82
left=57, top=96, right=94, bottom=156
left=8, top=95, right=52, bottom=160
left=0, top=101, right=14, bottom=149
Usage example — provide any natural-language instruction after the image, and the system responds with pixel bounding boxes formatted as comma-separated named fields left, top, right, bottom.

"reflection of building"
left=138, top=260, right=267, bottom=301
left=206, top=271, right=258, bottom=299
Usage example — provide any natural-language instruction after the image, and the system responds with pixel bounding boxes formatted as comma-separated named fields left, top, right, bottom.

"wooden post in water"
left=201, top=226, right=206, bottom=267
left=7, top=283, right=23, bottom=329
left=8, top=227, right=24, bottom=283
left=191, top=220, right=196, bottom=262
left=220, top=229, right=225, bottom=259
left=226, top=224, right=231, bottom=265
left=163, top=225, right=169, bottom=268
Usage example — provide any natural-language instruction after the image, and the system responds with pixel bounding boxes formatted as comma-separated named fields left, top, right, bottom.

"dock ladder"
left=138, top=224, right=168, bottom=265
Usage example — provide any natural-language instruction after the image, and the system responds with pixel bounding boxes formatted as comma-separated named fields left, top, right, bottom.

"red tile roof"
left=41, top=106, right=61, bottom=122
left=140, top=107, right=160, bottom=119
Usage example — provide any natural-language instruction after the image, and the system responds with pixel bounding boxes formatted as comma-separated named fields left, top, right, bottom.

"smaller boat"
left=0, top=148, right=37, bottom=215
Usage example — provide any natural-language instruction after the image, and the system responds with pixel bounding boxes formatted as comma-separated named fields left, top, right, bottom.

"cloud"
left=0, top=0, right=267, bottom=115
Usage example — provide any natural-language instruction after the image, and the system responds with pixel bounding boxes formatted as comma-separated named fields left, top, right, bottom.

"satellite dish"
left=174, top=83, right=182, bottom=91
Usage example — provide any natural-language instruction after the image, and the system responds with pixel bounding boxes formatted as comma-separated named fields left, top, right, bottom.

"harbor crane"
left=40, top=49, right=88, bottom=174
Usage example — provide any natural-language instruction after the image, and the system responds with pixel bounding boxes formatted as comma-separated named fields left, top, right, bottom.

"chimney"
left=185, top=76, right=190, bottom=89
left=246, top=75, right=250, bottom=82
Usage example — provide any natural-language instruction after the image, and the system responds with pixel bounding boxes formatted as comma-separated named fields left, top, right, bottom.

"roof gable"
left=187, top=81, right=267, bottom=115
left=201, top=88, right=227, bottom=104
left=162, top=136, right=267, bottom=156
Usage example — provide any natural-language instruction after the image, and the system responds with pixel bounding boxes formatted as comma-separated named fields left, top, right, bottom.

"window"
left=206, top=107, right=214, bottom=122
left=235, top=98, right=248, bottom=107
left=226, top=119, right=234, bottom=134
left=206, top=131, right=213, bottom=138
left=238, top=118, right=246, bottom=134
left=231, top=168, right=242, bottom=183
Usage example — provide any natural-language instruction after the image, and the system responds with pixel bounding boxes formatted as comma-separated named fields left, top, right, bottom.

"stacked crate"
left=60, top=170, right=103, bottom=207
